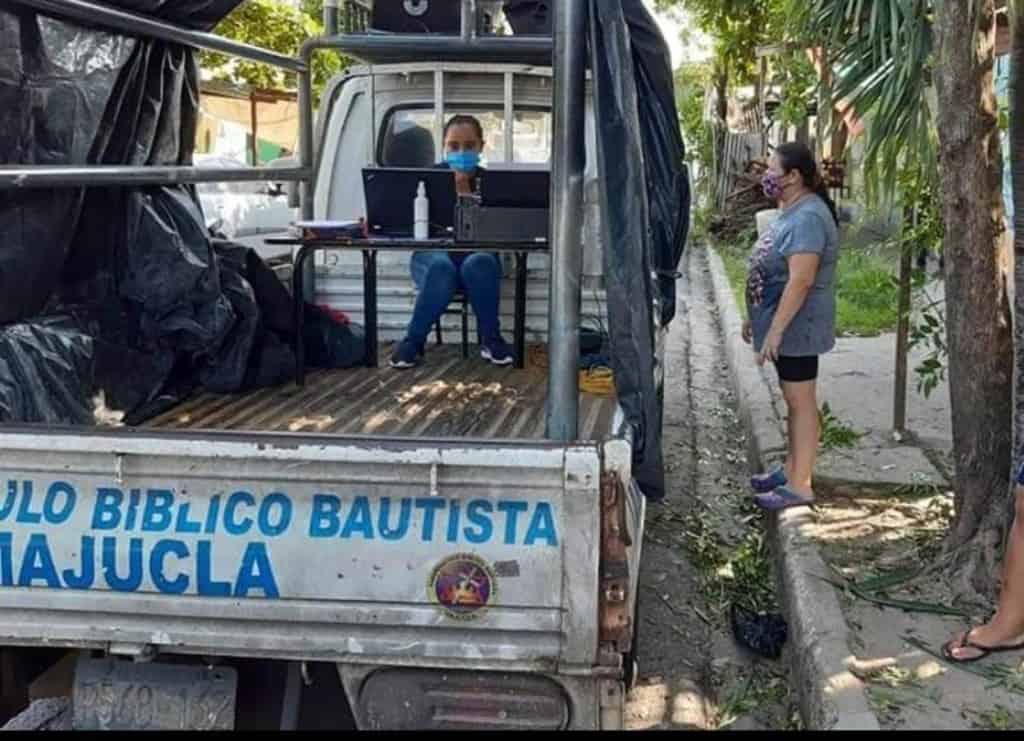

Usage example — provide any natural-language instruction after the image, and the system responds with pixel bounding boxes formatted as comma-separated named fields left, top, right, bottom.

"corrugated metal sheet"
left=145, top=346, right=617, bottom=441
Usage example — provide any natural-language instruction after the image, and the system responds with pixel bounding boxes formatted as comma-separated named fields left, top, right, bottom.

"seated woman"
left=390, top=114, right=515, bottom=369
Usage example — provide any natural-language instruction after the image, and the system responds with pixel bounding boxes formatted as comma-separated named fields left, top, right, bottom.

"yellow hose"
left=579, top=367, right=616, bottom=396
left=527, top=345, right=616, bottom=398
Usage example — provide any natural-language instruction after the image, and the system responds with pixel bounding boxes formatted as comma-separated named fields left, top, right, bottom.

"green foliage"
left=662, top=0, right=939, bottom=202
left=674, top=62, right=715, bottom=201
left=962, top=704, right=1024, bottom=731
left=893, top=164, right=947, bottom=398
left=680, top=511, right=780, bottom=614
left=819, top=402, right=862, bottom=450
left=910, top=308, right=947, bottom=398
left=717, top=246, right=751, bottom=320
left=725, top=531, right=779, bottom=613
left=784, top=0, right=936, bottom=202
left=656, top=0, right=786, bottom=86
left=201, top=0, right=346, bottom=102
left=773, top=49, right=818, bottom=128
left=896, top=164, right=944, bottom=256
left=834, top=251, right=899, bottom=337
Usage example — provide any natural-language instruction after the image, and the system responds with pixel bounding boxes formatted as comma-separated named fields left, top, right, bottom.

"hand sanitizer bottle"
left=414, top=181, right=429, bottom=240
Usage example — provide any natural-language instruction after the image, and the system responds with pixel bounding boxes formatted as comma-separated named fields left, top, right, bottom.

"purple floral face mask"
left=762, top=171, right=785, bottom=201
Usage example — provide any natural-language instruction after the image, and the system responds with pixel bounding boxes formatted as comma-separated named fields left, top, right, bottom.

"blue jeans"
left=405, top=251, right=503, bottom=348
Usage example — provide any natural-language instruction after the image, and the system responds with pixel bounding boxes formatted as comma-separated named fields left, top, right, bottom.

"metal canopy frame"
left=0, top=0, right=312, bottom=191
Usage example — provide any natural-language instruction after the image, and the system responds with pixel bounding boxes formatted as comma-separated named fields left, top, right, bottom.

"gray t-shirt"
left=745, top=195, right=839, bottom=357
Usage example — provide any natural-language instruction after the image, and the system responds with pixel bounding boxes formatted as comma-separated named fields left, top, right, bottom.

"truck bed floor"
left=143, top=344, right=618, bottom=441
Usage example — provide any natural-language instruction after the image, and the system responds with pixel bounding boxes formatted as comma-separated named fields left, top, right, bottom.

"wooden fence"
left=713, top=125, right=766, bottom=211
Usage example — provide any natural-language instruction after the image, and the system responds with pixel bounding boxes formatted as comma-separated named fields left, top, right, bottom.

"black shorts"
left=774, top=355, right=819, bottom=383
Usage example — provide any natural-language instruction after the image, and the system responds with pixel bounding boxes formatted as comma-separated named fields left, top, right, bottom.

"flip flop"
left=941, top=628, right=1024, bottom=664
left=754, top=486, right=814, bottom=512
left=751, top=466, right=787, bottom=494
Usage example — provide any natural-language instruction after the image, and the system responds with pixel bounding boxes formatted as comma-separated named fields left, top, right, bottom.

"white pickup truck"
left=0, top=2, right=657, bottom=732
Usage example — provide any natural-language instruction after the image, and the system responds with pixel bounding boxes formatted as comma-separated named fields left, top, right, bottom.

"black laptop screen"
left=362, top=168, right=458, bottom=237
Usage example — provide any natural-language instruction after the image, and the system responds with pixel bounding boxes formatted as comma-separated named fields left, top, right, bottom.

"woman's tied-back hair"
left=443, top=114, right=485, bottom=142
left=775, top=141, right=840, bottom=226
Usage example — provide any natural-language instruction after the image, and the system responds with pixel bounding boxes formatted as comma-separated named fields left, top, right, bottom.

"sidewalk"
left=814, top=334, right=952, bottom=492
left=705, top=243, right=1024, bottom=731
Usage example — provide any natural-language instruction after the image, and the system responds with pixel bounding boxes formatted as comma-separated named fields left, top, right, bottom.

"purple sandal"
left=754, top=486, right=814, bottom=511
left=751, top=466, right=787, bottom=494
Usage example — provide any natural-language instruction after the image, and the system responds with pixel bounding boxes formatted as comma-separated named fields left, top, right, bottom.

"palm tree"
left=785, top=0, right=934, bottom=200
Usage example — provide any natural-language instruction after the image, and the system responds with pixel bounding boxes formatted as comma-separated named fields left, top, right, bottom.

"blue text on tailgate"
left=0, top=480, right=560, bottom=598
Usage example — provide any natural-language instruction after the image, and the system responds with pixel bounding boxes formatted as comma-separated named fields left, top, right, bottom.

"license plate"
left=72, top=657, right=237, bottom=730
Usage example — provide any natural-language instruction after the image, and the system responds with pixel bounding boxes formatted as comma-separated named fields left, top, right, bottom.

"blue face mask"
left=446, top=151, right=481, bottom=173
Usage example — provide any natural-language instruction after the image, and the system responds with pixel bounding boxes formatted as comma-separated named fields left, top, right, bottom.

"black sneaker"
left=481, top=336, right=514, bottom=366
left=389, top=338, right=422, bottom=369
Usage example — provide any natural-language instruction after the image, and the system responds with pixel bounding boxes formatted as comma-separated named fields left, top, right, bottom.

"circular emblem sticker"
left=429, top=554, right=497, bottom=620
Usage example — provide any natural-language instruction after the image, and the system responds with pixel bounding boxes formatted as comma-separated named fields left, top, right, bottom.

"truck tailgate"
left=0, top=429, right=602, bottom=672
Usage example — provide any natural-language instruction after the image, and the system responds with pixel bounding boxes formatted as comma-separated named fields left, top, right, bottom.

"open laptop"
left=479, top=168, right=551, bottom=209
left=362, top=167, right=458, bottom=238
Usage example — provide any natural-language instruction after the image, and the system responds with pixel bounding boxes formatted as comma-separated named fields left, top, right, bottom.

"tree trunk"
left=712, top=60, right=729, bottom=209
left=830, top=115, right=849, bottom=165
left=934, top=0, right=1014, bottom=600
left=1012, top=3, right=1024, bottom=538
left=817, top=48, right=833, bottom=161
left=715, top=60, right=728, bottom=126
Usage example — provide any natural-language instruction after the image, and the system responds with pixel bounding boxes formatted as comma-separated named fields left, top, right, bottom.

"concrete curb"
left=703, top=246, right=880, bottom=731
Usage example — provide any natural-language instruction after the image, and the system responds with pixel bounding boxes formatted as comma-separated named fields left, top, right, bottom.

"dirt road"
left=625, top=247, right=797, bottom=731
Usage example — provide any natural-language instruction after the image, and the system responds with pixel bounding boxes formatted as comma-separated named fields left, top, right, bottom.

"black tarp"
left=625, top=4, right=691, bottom=328
left=589, top=0, right=690, bottom=500
left=1, top=0, right=244, bottom=324
left=0, top=0, right=244, bottom=324
left=0, top=0, right=310, bottom=425
left=0, top=318, right=94, bottom=426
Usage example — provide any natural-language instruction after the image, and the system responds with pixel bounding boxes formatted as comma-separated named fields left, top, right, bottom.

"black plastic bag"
left=93, top=335, right=179, bottom=422
left=730, top=603, right=788, bottom=660
left=236, top=243, right=295, bottom=337
left=304, top=305, right=366, bottom=370
left=0, top=318, right=94, bottom=426
left=200, top=241, right=296, bottom=394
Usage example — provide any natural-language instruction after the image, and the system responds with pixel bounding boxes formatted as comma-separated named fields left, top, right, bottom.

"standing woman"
left=743, top=142, right=840, bottom=510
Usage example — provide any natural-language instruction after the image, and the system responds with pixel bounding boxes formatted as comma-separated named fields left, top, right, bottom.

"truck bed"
left=143, top=345, right=618, bottom=440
